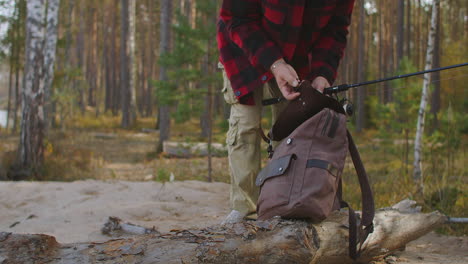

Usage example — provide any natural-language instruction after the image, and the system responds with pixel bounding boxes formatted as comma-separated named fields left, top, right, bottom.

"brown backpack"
left=256, top=81, right=374, bottom=259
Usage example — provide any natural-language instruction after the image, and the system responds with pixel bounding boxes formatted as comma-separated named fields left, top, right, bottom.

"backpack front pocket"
left=297, top=159, right=338, bottom=221
left=257, top=154, right=296, bottom=213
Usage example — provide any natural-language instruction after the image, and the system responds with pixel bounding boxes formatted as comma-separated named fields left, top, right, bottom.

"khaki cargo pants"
left=220, top=64, right=288, bottom=215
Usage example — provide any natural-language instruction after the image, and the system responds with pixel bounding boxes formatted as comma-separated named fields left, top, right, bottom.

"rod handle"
left=324, top=84, right=350, bottom=95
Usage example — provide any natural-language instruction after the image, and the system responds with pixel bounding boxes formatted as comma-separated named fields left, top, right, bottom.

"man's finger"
left=288, top=78, right=299, bottom=87
left=281, top=85, right=301, bottom=100
left=311, top=77, right=330, bottom=93
left=286, top=66, right=300, bottom=86
left=286, top=91, right=301, bottom=100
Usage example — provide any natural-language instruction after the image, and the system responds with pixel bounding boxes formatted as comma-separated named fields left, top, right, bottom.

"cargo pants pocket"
left=226, top=117, right=239, bottom=146
left=221, top=68, right=239, bottom=105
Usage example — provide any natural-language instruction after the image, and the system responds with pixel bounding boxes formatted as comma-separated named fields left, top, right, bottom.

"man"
left=217, top=0, right=355, bottom=223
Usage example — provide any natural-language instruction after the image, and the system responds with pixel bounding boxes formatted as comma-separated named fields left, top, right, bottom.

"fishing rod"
left=262, top=62, right=468, bottom=106
left=323, top=62, right=468, bottom=94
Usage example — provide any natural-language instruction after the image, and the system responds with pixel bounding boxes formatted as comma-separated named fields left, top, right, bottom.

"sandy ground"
left=0, top=180, right=229, bottom=243
left=0, top=180, right=467, bottom=264
left=393, top=232, right=468, bottom=264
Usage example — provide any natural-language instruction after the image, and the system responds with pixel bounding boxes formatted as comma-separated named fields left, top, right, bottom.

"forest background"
left=0, top=0, right=466, bottom=236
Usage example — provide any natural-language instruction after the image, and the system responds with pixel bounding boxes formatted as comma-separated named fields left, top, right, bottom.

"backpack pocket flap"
left=256, top=154, right=295, bottom=186
left=306, top=159, right=338, bottom=177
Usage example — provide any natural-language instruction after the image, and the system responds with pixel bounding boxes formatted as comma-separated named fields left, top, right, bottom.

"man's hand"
left=311, top=76, right=330, bottom=93
left=270, top=59, right=300, bottom=101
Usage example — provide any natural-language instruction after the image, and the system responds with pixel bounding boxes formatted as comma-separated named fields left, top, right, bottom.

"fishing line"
left=324, top=63, right=468, bottom=94
left=360, top=72, right=468, bottom=97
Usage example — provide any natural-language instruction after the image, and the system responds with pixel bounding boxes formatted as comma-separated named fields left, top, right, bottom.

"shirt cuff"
left=308, top=66, right=336, bottom=86
left=239, top=93, right=255, bottom=105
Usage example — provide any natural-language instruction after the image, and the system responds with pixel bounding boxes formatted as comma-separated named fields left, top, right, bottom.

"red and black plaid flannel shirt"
left=217, top=0, right=355, bottom=105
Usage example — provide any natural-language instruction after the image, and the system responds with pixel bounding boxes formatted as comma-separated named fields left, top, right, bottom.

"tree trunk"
left=129, top=0, right=137, bottom=121
left=405, top=0, right=411, bottom=58
left=12, top=61, right=21, bottom=134
left=54, top=0, right=74, bottom=128
left=15, top=0, right=60, bottom=179
left=121, top=0, right=137, bottom=128
left=413, top=0, right=439, bottom=195
left=156, top=0, right=173, bottom=153
left=205, top=44, right=214, bottom=182
left=0, top=201, right=447, bottom=264
left=378, top=1, right=384, bottom=104
left=384, top=2, right=394, bottom=103
left=95, top=2, right=105, bottom=118
left=75, top=5, right=86, bottom=114
left=138, top=46, right=146, bottom=116
left=146, top=0, right=155, bottom=117
left=111, top=6, right=120, bottom=116
left=6, top=1, right=21, bottom=131
left=356, top=0, right=366, bottom=132
left=6, top=42, right=15, bottom=131
left=13, top=0, right=26, bottom=134
left=120, top=0, right=129, bottom=123
left=64, top=0, right=74, bottom=74
left=137, top=5, right=147, bottom=118
left=86, top=7, right=98, bottom=108
left=206, top=87, right=213, bottom=182
left=200, top=65, right=210, bottom=138
left=397, top=0, right=405, bottom=67
left=416, top=0, right=423, bottom=69
left=430, top=0, right=441, bottom=133
left=43, top=0, right=60, bottom=131
left=104, top=6, right=112, bottom=113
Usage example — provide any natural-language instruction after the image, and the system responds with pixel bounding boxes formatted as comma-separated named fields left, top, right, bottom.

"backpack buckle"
left=267, top=144, right=274, bottom=159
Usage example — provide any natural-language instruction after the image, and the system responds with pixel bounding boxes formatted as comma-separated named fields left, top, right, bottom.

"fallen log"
left=163, top=141, right=227, bottom=157
left=0, top=201, right=447, bottom=264
left=447, top=217, right=468, bottom=223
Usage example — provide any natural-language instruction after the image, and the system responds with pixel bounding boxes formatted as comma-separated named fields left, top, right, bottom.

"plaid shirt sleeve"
left=307, top=0, right=355, bottom=85
left=218, top=0, right=355, bottom=105
left=219, top=0, right=283, bottom=72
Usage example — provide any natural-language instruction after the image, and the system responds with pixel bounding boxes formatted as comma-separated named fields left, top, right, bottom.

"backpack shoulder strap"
left=346, top=130, right=375, bottom=258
